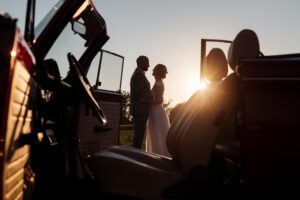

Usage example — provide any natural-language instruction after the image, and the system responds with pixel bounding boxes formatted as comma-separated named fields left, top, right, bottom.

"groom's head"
left=137, top=55, right=149, bottom=71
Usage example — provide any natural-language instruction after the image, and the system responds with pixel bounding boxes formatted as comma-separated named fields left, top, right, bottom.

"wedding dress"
left=146, top=80, right=170, bottom=157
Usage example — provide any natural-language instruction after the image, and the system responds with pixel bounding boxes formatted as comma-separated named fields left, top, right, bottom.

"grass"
left=119, top=129, right=134, bottom=146
left=119, top=124, right=146, bottom=150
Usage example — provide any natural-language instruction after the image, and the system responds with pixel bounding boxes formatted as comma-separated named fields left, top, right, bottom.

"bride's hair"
left=153, top=64, right=168, bottom=79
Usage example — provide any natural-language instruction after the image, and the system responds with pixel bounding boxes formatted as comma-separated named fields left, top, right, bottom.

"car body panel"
left=0, top=18, right=36, bottom=200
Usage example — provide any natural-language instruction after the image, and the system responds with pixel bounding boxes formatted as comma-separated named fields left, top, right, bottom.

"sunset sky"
left=2, top=0, right=300, bottom=106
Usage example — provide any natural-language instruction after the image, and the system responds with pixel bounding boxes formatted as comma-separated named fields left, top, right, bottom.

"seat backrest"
left=166, top=47, right=235, bottom=173
left=203, top=48, right=228, bottom=83
left=238, top=56, right=300, bottom=188
left=214, top=29, right=261, bottom=150
left=229, top=29, right=300, bottom=189
left=228, top=29, right=260, bottom=72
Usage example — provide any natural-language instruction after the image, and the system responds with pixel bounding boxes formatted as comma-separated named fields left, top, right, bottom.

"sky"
left=2, top=0, right=300, bottom=106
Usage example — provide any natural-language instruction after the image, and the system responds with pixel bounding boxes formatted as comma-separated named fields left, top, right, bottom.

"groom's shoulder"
left=131, top=70, right=141, bottom=84
left=132, top=69, right=144, bottom=79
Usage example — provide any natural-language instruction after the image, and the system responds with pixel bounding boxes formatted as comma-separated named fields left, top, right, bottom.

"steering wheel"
left=67, top=52, right=107, bottom=127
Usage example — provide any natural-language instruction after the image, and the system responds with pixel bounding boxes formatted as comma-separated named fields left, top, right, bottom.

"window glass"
left=86, top=51, right=124, bottom=91
left=97, top=51, right=124, bottom=91
left=35, top=0, right=63, bottom=37
left=87, top=52, right=101, bottom=86
left=45, top=23, right=87, bottom=78
left=1, top=0, right=61, bottom=35
left=1, top=0, right=29, bottom=34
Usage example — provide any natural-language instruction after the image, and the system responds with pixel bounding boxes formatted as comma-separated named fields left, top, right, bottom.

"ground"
left=119, top=124, right=146, bottom=150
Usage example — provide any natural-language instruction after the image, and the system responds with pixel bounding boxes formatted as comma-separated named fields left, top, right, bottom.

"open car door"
left=75, top=50, right=124, bottom=177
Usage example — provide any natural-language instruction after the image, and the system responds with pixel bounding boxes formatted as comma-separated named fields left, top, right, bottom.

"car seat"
left=237, top=34, right=300, bottom=195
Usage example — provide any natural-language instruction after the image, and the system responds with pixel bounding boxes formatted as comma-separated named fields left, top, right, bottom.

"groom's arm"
left=139, top=87, right=154, bottom=103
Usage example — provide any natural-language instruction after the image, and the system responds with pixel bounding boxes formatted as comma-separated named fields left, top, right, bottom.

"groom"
left=130, top=55, right=152, bottom=149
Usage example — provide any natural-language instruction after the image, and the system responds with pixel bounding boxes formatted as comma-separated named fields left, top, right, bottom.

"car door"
left=75, top=50, right=124, bottom=176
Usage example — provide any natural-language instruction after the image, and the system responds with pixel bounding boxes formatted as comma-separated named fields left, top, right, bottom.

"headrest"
left=43, top=59, right=61, bottom=79
left=204, top=48, right=228, bottom=82
left=228, top=29, right=260, bottom=71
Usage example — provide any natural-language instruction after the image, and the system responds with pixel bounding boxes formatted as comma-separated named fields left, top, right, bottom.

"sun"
left=184, top=78, right=207, bottom=96
left=170, top=76, right=208, bottom=106
left=199, top=81, right=208, bottom=90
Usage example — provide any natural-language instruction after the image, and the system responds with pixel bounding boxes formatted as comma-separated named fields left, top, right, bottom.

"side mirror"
left=72, top=21, right=86, bottom=35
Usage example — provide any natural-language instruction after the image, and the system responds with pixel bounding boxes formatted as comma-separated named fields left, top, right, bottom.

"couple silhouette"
left=130, top=55, right=170, bottom=157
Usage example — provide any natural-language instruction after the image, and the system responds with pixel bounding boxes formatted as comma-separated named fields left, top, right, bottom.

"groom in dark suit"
left=130, top=55, right=153, bottom=149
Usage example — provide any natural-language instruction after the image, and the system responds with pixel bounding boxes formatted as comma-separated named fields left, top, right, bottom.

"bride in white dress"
left=146, top=64, right=170, bottom=157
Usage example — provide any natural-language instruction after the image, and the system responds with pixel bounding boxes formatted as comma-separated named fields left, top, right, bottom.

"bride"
left=146, top=64, right=170, bottom=157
